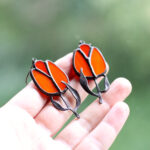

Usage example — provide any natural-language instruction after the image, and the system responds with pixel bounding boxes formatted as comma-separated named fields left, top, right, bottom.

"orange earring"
left=73, top=41, right=110, bottom=103
left=27, top=59, right=81, bottom=118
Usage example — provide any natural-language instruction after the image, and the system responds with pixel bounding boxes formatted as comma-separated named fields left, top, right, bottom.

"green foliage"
left=0, top=0, right=150, bottom=149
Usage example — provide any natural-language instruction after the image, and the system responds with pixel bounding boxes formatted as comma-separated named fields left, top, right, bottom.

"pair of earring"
left=26, top=41, right=110, bottom=118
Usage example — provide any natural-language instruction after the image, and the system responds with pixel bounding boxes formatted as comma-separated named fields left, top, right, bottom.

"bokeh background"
left=0, top=0, right=150, bottom=149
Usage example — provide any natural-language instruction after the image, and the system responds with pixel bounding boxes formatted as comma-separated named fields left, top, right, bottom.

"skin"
left=0, top=53, right=132, bottom=150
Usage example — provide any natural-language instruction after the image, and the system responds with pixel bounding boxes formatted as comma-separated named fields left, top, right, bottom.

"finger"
left=102, top=77, right=132, bottom=107
left=75, top=102, right=130, bottom=150
left=55, top=78, right=131, bottom=148
left=6, top=53, right=73, bottom=117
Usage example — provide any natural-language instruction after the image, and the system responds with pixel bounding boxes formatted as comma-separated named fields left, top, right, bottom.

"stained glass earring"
left=73, top=41, right=110, bottom=103
left=27, top=59, right=81, bottom=118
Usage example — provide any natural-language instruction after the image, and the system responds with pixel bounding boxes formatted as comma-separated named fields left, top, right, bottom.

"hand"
left=0, top=53, right=132, bottom=150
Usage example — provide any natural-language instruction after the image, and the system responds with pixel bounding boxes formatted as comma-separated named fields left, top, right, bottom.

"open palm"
left=0, top=53, right=132, bottom=150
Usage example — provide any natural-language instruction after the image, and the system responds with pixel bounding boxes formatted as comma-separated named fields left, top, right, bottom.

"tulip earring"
left=27, top=59, right=81, bottom=118
left=73, top=41, right=110, bottom=103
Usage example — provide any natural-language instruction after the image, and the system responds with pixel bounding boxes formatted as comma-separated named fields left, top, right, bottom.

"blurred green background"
left=0, top=0, right=150, bottom=149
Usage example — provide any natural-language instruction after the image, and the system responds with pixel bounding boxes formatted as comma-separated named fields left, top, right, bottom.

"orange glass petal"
left=35, top=61, right=49, bottom=75
left=80, top=44, right=91, bottom=57
left=74, top=50, right=93, bottom=77
left=47, top=61, right=68, bottom=91
left=31, top=69, right=58, bottom=94
left=91, top=48, right=106, bottom=76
